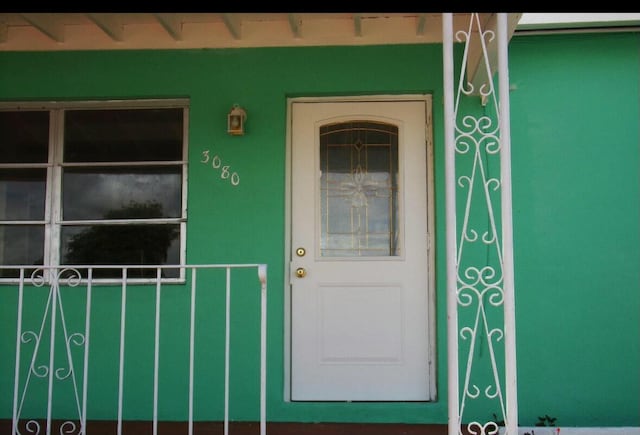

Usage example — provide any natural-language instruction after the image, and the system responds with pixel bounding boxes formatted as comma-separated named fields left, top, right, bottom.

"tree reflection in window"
left=63, top=201, right=179, bottom=278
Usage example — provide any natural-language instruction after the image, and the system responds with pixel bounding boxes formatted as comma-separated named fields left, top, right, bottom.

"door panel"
left=290, top=98, right=432, bottom=401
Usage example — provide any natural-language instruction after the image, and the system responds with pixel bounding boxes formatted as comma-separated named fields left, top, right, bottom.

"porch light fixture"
left=227, top=104, right=247, bottom=135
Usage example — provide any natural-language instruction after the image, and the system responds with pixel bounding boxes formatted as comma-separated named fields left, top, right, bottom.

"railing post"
left=224, top=267, right=232, bottom=435
left=258, top=264, right=268, bottom=435
left=117, top=268, right=128, bottom=435
left=12, top=269, right=25, bottom=435
left=188, top=268, right=197, bottom=435
left=153, top=268, right=162, bottom=435
left=81, top=269, right=93, bottom=435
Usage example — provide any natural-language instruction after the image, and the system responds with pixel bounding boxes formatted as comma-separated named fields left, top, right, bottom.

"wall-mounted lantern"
left=227, top=104, right=247, bottom=136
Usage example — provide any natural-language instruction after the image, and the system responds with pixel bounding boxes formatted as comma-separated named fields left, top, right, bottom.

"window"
left=319, top=121, right=399, bottom=257
left=0, top=100, right=188, bottom=280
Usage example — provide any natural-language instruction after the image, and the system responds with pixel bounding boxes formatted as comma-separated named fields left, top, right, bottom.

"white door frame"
left=283, top=94, right=437, bottom=401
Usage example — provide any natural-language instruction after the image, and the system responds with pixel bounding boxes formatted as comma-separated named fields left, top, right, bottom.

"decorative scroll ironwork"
left=13, top=268, right=87, bottom=435
left=454, top=13, right=508, bottom=434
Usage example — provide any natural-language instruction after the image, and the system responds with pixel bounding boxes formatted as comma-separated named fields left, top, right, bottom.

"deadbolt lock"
left=295, top=267, right=306, bottom=278
left=296, top=247, right=306, bottom=257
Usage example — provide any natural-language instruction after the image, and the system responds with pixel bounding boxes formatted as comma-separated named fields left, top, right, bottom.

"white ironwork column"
left=498, top=13, right=518, bottom=435
left=442, top=12, right=460, bottom=435
left=443, top=12, right=518, bottom=435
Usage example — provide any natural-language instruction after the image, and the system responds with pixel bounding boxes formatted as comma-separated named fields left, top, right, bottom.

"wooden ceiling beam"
left=221, top=13, right=241, bottom=39
left=20, top=13, right=64, bottom=42
left=354, top=14, right=362, bottom=37
left=288, top=13, right=302, bottom=38
left=154, top=13, right=183, bottom=41
left=416, top=14, right=427, bottom=36
left=86, top=13, right=124, bottom=42
left=0, top=22, right=7, bottom=43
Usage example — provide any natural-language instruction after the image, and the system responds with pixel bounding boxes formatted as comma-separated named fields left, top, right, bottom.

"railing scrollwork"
left=6, top=263, right=268, bottom=435
left=13, top=267, right=86, bottom=435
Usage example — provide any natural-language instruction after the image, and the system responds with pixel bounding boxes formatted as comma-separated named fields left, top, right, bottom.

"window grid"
left=0, top=100, right=189, bottom=280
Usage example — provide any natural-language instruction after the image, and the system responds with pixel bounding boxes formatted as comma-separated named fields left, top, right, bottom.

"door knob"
left=295, top=267, right=307, bottom=278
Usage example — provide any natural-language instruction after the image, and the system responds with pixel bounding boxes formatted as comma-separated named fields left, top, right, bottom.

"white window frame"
left=0, top=99, right=189, bottom=283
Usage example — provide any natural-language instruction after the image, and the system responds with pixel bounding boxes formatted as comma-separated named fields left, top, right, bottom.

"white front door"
left=290, top=97, right=434, bottom=401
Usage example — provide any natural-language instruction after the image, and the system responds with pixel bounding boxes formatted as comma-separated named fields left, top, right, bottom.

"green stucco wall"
left=0, top=31, right=638, bottom=428
left=0, top=44, right=450, bottom=425
left=509, top=32, right=640, bottom=427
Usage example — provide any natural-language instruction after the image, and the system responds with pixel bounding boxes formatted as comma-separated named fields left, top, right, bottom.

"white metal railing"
left=2, top=264, right=267, bottom=435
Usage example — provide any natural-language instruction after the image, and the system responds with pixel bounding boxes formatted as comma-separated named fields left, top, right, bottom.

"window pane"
left=0, top=111, right=49, bottom=163
left=62, top=167, right=182, bottom=220
left=0, top=225, right=45, bottom=266
left=61, top=224, right=180, bottom=274
left=319, top=121, right=399, bottom=257
left=0, top=169, right=47, bottom=220
left=64, top=108, right=184, bottom=162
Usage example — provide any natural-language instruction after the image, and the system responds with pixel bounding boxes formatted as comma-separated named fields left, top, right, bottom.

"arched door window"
left=319, top=121, right=399, bottom=257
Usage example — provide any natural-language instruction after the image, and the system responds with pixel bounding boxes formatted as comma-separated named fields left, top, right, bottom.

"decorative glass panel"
left=320, top=121, right=399, bottom=257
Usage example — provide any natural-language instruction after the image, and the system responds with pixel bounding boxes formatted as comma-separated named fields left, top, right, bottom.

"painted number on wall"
left=201, top=150, right=240, bottom=186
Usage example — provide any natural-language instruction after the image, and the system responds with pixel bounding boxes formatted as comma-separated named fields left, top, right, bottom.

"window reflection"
left=0, top=225, right=44, bottom=277
left=62, top=167, right=182, bottom=220
left=62, top=221, right=180, bottom=278
left=0, top=169, right=46, bottom=220
left=0, top=111, right=49, bottom=164
left=64, top=108, right=183, bottom=162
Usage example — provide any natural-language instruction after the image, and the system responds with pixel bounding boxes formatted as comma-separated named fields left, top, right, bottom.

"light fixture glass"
left=227, top=104, right=247, bottom=135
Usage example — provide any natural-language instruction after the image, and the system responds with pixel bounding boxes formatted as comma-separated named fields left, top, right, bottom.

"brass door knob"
left=295, top=267, right=307, bottom=278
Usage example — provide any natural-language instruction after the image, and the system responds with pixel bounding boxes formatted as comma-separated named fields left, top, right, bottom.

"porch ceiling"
left=0, top=13, right=522, bottom=51
left=0, top=13, right=522, bottom=91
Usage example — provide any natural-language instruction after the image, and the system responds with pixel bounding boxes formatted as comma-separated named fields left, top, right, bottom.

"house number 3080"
left=200, top=150, right=240, bottom=186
